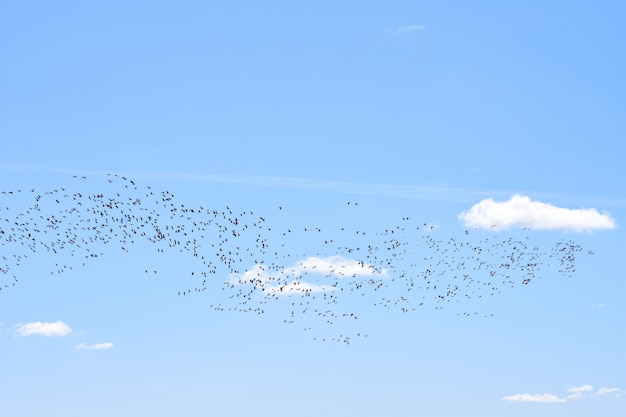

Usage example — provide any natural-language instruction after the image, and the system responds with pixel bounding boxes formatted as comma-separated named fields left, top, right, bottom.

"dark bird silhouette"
left=0, top=174, right=590, bottom=344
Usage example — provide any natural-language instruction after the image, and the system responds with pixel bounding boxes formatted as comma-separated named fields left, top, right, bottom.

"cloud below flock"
left=15, top=321, right=72, bottom=337
left=14, top=321, right=113, bottom=350
left=502, top=385, right=624, bottom=403
left=459, top=194, right=616, bottom=232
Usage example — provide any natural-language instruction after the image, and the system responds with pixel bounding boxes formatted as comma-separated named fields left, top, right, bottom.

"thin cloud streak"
left=116, top=172, right=509, bottom=203
left=2, top=164, right=626, bottom=206
left=76, top=342, right=114, bottom=350
left=597, top=387, right=624, bottom=397
left=503, top=385, right=625, bottom=403
left=396, top=24, right=427, bottom=32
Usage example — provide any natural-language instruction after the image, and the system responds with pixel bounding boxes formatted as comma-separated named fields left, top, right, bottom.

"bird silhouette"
left=0, top=174, right=590, bottom=344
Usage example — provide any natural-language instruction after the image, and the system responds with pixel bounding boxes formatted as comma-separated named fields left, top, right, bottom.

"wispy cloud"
left=459, top=194, right=616, bottom=232
left=76, top=342, right=114, bottom=350
left=0, top=164, right=512, bottom=203
left=503, top=385, right=624, bottom=403
left=124, top=172, right=509, bottom=203
left=501, top=393, right=566, bottom=403
left=15, top=321, right=72, bottom=337
left=396, top=24, right=427, bottom=32
left=3, top=164, right=626, bottom=206
left=231, top=256, right=387, bottom=295
left=597, top=387, right=625, bottom=397
left=567, top=384, right=594, bottom=398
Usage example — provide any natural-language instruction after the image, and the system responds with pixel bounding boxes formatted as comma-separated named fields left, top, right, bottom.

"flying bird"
left=0, top=174, right=589, bottom=344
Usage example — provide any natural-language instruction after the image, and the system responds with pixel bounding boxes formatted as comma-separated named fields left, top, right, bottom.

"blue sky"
left=1, top=1, right=625, bottom=416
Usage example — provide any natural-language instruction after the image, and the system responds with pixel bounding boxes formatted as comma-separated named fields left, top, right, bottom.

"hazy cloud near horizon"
left=502, top=385, right=625, bottom=403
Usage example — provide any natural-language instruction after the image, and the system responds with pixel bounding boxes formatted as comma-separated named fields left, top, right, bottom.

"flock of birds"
left=1, top=174, right=587, bottom=343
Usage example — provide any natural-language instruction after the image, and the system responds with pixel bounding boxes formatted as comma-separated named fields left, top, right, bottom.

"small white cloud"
left=15, top=321, right=72, bottom=337
left=459, top=194, right=616, bottom=232
left=503, top=384, right=624, bottom=403
left=597, top=387, right=624, bottom=397
left=591, top=303, right=607, bottom=308
left=502, top=393, right=567, bottom=403
left=76, top=342, right=114, bottom=350
left=567, top=384, right=594, bottom=398
left=397, top=24, right=427, bottom=32
left=286, top=256, right=385, bottom=278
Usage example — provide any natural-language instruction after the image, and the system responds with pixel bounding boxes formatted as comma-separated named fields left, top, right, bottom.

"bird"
left=0, top=174, right=590, bottom=344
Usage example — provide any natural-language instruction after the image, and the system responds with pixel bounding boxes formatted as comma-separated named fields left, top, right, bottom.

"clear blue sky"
left=1, top=1, right=624, bottom=416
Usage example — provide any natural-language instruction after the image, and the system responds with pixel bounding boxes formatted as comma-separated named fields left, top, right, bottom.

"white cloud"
left=76, top=342, right=114, bottom=350
left=287, top=256, right=385, bottom=278
left=459, top=194, right=616, bottom=232
left=231, top=256, right=387, bottom=296
left=501, top=393, right=567, bottom=403
left=397, top=24, right=427, bottom=32
left=503, top=385, right=625, bottom=403
left=15, top=321, right=72, bottom=337
left=597, top=387, right=624, bottom=397
left=567, top=384, right=594, bottom=398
